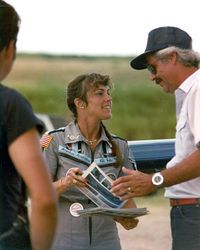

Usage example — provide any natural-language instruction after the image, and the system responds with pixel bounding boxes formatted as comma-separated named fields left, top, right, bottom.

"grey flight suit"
left=41, top=121, right=136, bottom=250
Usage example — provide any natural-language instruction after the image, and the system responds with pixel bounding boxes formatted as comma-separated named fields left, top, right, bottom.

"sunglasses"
left=147, top=64, right=157, bottom=75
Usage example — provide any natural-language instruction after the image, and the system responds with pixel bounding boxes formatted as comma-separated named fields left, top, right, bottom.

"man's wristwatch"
left=152, top=172, right=164, bottom=188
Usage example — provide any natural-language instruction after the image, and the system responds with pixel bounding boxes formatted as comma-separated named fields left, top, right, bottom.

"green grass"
left=5, top=53, right=176, bottom=141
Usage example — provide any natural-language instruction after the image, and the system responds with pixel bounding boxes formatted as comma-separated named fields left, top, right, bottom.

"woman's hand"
left=53, top=168, right=87, bottom=195
left=66, top=167, right=87, bottom=187
left=113, top=217, right=139, bottom=230
left=113, top=195, right=139, bottom=230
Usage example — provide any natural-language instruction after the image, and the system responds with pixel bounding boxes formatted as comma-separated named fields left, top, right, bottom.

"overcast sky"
left=6, top=0, right=200, bottom=56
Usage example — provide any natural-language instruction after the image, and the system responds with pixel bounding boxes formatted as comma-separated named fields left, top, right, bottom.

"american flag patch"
left=40, top=134, right=53, bottom=148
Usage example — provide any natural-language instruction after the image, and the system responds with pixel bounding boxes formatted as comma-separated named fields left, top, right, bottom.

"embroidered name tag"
left=58, top=145, right=117, bottom=166
left=58, top=145, right=91, bottom=164
left=95, top=157, right=117, bottom=166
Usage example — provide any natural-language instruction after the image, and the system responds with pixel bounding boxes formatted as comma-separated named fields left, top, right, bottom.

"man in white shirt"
left=111, top=26, right=200, bottom=250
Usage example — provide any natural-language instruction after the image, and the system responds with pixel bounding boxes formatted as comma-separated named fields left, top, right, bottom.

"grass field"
left=5, top=54, right=176, bottom=141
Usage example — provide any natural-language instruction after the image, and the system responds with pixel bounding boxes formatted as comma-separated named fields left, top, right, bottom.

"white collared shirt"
left=165, top=69, right=200, bottom=198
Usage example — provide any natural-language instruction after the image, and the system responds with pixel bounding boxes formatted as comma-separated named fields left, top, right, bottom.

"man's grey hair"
left=153, top=46, right=200, bottom=68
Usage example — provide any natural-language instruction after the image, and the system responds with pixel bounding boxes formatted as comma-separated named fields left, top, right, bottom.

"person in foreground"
left=111, top=26, right=200, bottom=250
left=40, top=73, right=139, bottom=250
left=0, top=1, right=58, bottom=249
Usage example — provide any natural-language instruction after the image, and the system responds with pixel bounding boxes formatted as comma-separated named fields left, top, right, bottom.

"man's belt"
left=170, top=198, right=200, bottom=207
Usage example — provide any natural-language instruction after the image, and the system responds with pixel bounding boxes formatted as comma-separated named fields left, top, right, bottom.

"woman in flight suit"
left=40, top=73, right=139, bottom=250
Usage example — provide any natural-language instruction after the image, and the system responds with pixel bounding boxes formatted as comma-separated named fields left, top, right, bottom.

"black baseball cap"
left=130, top=26, right=192, bottom=70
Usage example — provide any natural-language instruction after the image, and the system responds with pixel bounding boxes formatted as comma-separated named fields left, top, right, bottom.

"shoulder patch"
left=40, top=134, right=53, bottom=148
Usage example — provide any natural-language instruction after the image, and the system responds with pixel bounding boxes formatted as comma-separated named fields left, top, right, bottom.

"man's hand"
left=113, top=217, right=139, bottom=230
left=110, top=167, right=157, bottom=199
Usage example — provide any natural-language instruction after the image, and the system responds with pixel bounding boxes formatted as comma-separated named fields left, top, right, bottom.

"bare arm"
left=111, top=149, right=200, bottom=199
left=9, top=127, right=58, bottom=250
